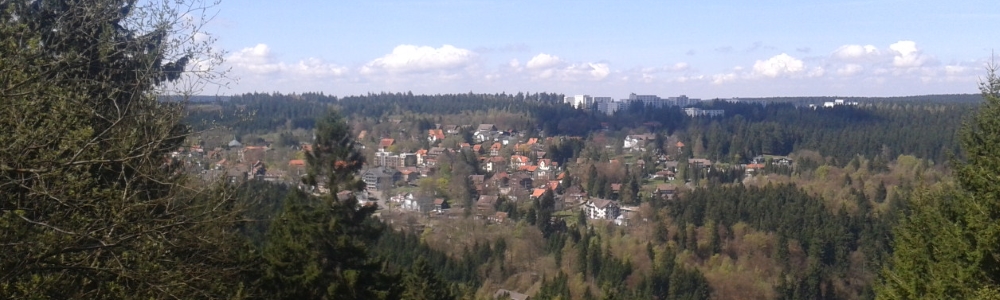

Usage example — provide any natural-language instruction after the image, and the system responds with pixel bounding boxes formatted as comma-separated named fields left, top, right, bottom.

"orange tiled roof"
left=428, top=129, right=445, bottom=140
left=379, top=138, right=395, bottom=148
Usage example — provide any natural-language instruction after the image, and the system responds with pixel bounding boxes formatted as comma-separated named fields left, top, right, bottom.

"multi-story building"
left=628, top=93, right=664, bottom=108
left=585, top=199, right=621, bottom=220
left=564, top=95, right=594, bottom=109
left=595, top=98, right=622, bottom=115
left=683, top=107, right=725, bottom=117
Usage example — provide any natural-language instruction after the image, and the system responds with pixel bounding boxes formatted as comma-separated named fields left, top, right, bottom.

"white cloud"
left=889, top=40, right=928, bottom=68
left=837, top=64, right=865, bottom=76
left=218, top=40, right=981, bottom=99
left=522, top=53, right=609, bottom=81
left=227, top=44, right=348, bottom=77
left=587, top=63, right=611, bottom=80
left=526, top=53, right=564, bottom=69
left=832, top=44, right=880, bottom=61
left=752, top=53, right=805, bottom=78
left=945, top=65, right=968, bottom=76
left=668, top=62, right=690, bottom=72
left=808, top=67, right=825, bottom=78
left=361, top=44, right=476, bottom=74
left=227, top=44, right=281, bottom=74
left=712, top=72, right=739, bottom=85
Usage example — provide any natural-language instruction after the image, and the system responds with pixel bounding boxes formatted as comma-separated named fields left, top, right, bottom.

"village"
left=169, top=121, right=794, bottom=231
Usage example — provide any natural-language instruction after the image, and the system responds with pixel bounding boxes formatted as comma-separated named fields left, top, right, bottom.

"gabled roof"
left=428, top=129, right=445, bottom=140
left=477, top=124, right=496, bottom=131
left=379, top=138, right=395, bottom=148
left=288, top=159, right=306, bottom=167
left=397, top=167, right=418, bottom=175
left=477, top=195, right=498, bottom=207
left=510, top=155, right=529, bottom=164
left=519, top=165, right=538, bottom=172
left=591, top=199, right=616, bottom=209
left=531, top=188, right=547, bottom=198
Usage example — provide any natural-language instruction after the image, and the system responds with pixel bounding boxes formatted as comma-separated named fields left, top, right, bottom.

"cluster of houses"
left=179, top=122, right=795, bottom=229
left=354, top=123, right=683, bottom=226
left=170, top=138, right=287, bottom=183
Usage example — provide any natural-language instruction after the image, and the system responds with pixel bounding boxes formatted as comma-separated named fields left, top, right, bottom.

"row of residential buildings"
left=565, top=93, right=725, bottom=117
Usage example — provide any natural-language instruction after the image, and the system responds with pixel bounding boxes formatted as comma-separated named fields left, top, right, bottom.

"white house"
left=585, top=199, right=621, bottom=220
left=623, top=134, right=656, bottom=151
left=402, top=194, right=433, bottom=213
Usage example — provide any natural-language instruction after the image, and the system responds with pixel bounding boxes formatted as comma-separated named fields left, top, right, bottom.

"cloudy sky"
left=203, top=0, right=999, bottom=98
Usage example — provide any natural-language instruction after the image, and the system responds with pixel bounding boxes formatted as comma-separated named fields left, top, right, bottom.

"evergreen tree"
left=877, top=62, right=1000, bottom=299
left=538, top=189, right=556, bottom=237
left=402, top=258, right=455, bottom=300
left=258, top=111, right=399, bottom=299
left=0, top=1, right=247, bottom=298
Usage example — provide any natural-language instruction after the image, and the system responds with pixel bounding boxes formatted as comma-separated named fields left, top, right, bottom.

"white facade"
left=629, top=93, right=664, bottom=108
left=684, top=107, right=725, bottom=117
left=595, top=98, right=622, bottom=115
left=822, top=99, right=859, bottom=108
left=585, top=199, right=621, bottom=220
left=564, top=95, right=593, bottom=109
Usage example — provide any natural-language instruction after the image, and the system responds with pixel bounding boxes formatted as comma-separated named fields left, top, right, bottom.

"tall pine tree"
left=258, top=110, right=399, bottom=299
left=877, top=61, right=1000, bottom=299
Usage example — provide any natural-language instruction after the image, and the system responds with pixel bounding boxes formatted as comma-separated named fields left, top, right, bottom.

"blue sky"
left=203, top=0, right=1000, bottom=98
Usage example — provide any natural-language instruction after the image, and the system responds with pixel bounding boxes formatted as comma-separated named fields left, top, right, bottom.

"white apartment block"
left=684, top=107, right=725, bottom=117
left=564, top=95, right=593, bottom=109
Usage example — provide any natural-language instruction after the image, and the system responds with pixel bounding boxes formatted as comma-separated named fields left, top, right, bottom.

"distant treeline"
left=725, top=93, right=982, bottom=105
left=185, top=92, right=976, bottom=164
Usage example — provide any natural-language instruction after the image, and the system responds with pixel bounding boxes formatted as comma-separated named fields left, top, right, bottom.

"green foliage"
left=876, top=61, right=1000, bottom=300
left=402, top=258, right=455, bottom=300
left=0, top=1, right=252, bottom=298
left=255, top=110, right=399, bottom=299
left=671, top=183, right=892, bottom=299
